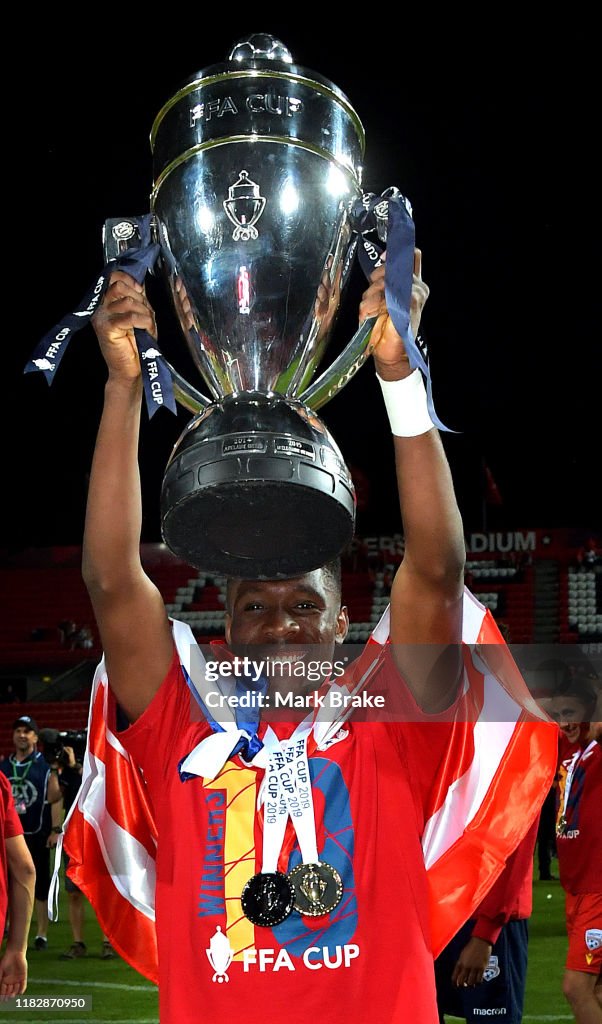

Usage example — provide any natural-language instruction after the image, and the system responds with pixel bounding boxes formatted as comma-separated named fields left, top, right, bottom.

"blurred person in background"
left=549, top=674, right=602, bottom=1023
left=43, top=737, right=116, bottom=962
left=0, top=717, right=63, bottom=950
left=0, top=771, right=35, bottom=1000
left=435, top=820, right=538, bottom=1023
left=536, top=784, right=557, bottom=882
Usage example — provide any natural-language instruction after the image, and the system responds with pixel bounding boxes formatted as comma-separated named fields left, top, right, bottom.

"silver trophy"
left=111, top=34, right=383, bottom=578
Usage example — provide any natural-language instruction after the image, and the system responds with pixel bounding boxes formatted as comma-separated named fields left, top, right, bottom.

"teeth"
left=266, top=654, right=305, bottom=664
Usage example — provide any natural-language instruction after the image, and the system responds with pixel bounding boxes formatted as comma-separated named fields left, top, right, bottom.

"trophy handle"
left=102, top=219, right=211, bottom=416
left=165, top=359, right=211, bottom=415
left=298, top=315, right=377, bottom=412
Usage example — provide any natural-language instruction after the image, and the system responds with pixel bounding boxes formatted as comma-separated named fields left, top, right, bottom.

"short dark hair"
left=225, top=556, right=342, bottom=613
left=552, top=672, right=598, bottom=717
left=321, top=557, right=342, bottom=600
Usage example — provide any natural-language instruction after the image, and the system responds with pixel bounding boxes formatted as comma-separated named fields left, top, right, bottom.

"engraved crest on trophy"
left=223, top=171, right=267, bottom=241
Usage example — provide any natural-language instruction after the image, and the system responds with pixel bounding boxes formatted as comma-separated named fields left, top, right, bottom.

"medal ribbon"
left=24, top=214, right=176, bottom=419
left=258, top=720, right=321, bottom=869
left=279, top=725, right=320, bottom=865
left=559, top=739, right=596, bottom=828
left=259, top=727, right=299, bottom=874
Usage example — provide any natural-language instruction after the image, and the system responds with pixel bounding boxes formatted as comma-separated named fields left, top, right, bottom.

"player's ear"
left=335, top=605, right=349, bottom=644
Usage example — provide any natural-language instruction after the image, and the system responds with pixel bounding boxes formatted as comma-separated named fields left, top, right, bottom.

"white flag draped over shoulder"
left=59, top=589, right=557, bottom=980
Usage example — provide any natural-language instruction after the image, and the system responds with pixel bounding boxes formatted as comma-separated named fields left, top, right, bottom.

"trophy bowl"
left=150, top=34, right=367, bottom=578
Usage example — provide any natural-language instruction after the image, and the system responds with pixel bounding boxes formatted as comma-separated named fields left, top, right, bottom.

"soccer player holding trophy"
left=37, top=35, right=556, bottom=1023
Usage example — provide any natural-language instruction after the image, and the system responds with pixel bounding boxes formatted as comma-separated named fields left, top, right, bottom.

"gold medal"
left=288, top=862, right=343, bottom=917
left=556, top=815, right=567, bottom=838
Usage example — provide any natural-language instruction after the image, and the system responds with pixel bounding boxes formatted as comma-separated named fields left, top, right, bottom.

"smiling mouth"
left=265, top=652, right=307, bottom=662
left=263, top=652, right=309, bottom=672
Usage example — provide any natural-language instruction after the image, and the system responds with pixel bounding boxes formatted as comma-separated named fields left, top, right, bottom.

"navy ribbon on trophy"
left=24, top=214, right=176, bottom=419
left=351, top=191, right=453, bottom=433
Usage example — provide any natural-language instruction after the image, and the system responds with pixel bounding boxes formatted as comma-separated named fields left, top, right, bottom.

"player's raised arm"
left=82, top=271, right=174, bottom=722
left=361, top=251, right=466, bottom=711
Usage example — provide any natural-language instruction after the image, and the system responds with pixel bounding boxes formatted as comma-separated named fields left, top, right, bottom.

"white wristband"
left=376, top=369, right=434, bottom=437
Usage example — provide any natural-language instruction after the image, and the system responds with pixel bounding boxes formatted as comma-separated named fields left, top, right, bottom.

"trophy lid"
left=150, top=34, right=365, bottom=170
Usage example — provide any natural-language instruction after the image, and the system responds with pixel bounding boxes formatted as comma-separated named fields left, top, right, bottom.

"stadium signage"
left=466, top=531, right=536, bottom=554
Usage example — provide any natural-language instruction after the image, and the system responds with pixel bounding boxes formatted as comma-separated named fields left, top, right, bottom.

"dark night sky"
left=4, top=20, right=599, bottom=553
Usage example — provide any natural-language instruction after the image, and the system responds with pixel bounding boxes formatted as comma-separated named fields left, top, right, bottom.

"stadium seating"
left=0, top=562, right=193, bottom=669
left=466, top=559, right=535, bottom=643
left=565, top=566, right=602, bottom=638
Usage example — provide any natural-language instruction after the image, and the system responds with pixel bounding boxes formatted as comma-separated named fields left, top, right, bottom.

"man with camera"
left=0, top=717, right=63, bottom=950
left=42, top=733, right=117, bottom=962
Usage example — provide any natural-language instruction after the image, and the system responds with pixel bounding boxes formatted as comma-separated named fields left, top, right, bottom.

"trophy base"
left=161, top=394, right=355, bottom=579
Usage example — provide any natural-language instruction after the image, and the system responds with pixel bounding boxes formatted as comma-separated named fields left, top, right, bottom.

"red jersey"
left=120, top=649, right=457, bottom=1024
left=63, top=603, right=557, bottom=1014
left=556, top=734, right=602, bottom=894
left=0, top=770, right=23, bottom=937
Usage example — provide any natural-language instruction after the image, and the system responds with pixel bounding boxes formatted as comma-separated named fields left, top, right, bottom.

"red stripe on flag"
left=88, top=683, right=158, bottom=859
left=406, top=647, right=485, bottom=822
left=423, top=720, right=476, bottom=823
left=64, top=809, right=158, bottom=983
left=426, top=717, right=558, bottom=956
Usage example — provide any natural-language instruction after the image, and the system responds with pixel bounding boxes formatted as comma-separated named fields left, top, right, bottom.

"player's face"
left=225, top=570, right=348, bottom=682
left=13, top=726, right=36, bottom=755
left=548, top=696, right=589, bottom=744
